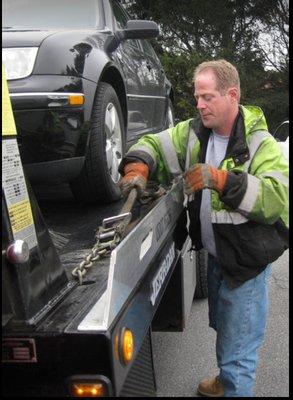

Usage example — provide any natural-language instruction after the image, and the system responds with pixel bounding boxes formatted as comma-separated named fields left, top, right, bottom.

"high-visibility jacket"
left=119, top=105, right=289, bottom=287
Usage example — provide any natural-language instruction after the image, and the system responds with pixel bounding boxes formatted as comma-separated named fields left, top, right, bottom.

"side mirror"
left=104, top=20, right=159, bottom=53
left=123, top=20, right=159, bottom=40
left=273, top=120, right=289, bottom=142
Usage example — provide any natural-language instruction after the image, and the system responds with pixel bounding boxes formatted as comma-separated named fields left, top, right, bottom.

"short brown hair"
left=193, top=59, right=241, bottom=100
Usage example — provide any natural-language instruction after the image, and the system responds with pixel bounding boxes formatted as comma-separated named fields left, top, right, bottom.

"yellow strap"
left=2, top=64, right=17, bottom=136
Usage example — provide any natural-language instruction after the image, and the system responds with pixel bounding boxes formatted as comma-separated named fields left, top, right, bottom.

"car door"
left=138, top=38, right=167, bottom=132
left=110, top=0, right=158, bottom=142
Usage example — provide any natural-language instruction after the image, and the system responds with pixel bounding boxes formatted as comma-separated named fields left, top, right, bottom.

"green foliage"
left=159, top=51, right=202, bottom=121
left=125, top=0, right=288, bottom=130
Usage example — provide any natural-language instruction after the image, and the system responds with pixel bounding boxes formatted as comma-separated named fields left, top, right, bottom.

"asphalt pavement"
left=152, top=250, right=289, bottom=397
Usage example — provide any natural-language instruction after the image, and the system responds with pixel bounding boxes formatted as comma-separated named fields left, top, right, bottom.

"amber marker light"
left=120, top=327, right=134, bottom=364
left=69, top=94, right=84, bottom=106
left=70, top=382, right=104, bottom=397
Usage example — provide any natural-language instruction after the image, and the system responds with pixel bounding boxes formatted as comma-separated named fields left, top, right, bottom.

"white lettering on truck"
left=150, top=242, right=175, bottom=306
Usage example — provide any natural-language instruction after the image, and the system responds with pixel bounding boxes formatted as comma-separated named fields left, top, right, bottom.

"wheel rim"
left=104, top=102, right=123, bottom=183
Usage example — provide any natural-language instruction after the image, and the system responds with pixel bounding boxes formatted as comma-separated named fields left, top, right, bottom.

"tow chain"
left=71, top=184, right=166, bottom=285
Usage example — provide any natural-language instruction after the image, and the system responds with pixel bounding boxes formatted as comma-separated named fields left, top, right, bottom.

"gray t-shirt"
left=200, top=131, right=229, bottom=257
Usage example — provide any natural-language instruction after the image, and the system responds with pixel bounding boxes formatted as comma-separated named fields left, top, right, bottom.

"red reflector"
left=2, top=338, right=37, bottom=363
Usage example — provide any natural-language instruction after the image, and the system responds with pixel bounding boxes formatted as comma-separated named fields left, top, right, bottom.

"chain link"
left=71, top=234, right=120, bottom=285
left=71, top=185, right=165, bottom=285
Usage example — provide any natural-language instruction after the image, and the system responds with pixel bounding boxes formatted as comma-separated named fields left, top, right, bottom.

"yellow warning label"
left=2, top=66, right=37, bottom=249
left=8, top=200, right=34, bottom=234
left=2, top=64, right=17, bottom=136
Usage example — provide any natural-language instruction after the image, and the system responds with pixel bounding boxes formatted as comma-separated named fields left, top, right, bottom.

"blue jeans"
left=207, top=255, right=272, bottom=397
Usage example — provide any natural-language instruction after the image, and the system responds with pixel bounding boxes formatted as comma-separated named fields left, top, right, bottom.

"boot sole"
left=197, top=388, right=224, bottom=397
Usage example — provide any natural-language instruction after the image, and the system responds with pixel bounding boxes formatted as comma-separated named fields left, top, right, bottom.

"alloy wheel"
left=104, top=102, right=123, bottom=183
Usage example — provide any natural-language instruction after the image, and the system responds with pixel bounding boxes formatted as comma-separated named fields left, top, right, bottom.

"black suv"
left=2, top=0, right=174, bottom=203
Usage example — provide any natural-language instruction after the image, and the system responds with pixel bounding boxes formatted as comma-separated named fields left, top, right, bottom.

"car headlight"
left=2, top=47, right=38, bottom=80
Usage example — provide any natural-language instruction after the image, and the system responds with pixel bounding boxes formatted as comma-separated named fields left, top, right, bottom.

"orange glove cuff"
left=124, top=162, right=149, bottom=180
left=210, top=167, right=228, bottom=193
left=184, top=164, right=228, bottom=194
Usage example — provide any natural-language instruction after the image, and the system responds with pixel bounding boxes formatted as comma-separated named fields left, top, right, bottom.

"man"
left=118, top=59, right=289, bottom=397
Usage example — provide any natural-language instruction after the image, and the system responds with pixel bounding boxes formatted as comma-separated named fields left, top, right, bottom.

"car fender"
left=33, top=30, right=110, bottom=80
left=34, top=30, right=127, bottom=124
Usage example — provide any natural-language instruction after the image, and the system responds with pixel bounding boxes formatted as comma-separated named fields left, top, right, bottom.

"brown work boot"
left=197, top=376, right=224, bottom=397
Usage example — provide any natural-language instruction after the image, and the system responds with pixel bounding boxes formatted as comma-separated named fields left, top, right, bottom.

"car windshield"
left=2, top=0, right=103, bottom=30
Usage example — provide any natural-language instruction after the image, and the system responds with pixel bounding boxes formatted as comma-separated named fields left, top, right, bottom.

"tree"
left=252, top=0, right=289, bottom=73
left=123, top=0, right=289, bottom=130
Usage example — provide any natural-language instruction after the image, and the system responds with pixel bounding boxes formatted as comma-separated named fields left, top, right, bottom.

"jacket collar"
left=191, top=109, right=250, bottom=166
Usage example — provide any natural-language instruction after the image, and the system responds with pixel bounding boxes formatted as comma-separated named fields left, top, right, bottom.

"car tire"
left=194, top=249, right=208, bottom=299
left=165, top=98, right=175, bottom=128
left=70, top=82, right=125, bottom=203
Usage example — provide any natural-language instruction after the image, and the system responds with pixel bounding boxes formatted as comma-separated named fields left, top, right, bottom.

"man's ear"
left=228, top=87, right=238, bottom=103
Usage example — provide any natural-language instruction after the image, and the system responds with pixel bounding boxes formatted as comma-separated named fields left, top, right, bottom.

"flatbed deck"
left=27, top=180, right=183, bottom=333
left=37, top=183, right=160, bottom=284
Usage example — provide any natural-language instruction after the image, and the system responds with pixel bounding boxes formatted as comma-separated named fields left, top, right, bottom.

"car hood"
left=2, top=30, right=60, bottom=47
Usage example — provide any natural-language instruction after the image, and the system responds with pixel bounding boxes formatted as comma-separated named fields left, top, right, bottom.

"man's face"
left=194, top=69, right=237, bottom=134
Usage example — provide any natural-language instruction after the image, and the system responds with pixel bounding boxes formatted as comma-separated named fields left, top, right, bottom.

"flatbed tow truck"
left=2, top=68, right=207, bottom=397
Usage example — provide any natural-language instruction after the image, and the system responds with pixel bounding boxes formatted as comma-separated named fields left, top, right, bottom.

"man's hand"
left=184, top=163, right=228, bottom=194
left=118, top=162, right=149, bottom=198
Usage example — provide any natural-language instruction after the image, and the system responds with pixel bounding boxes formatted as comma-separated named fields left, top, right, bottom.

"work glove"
left=184, top=163, right=228, bottom=195
left=118, top=162, right=149, bottom=198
